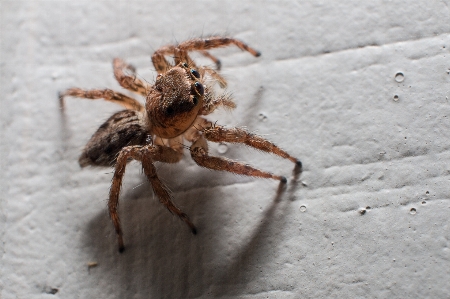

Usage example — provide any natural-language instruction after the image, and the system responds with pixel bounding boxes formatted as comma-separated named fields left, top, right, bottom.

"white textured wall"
left=1, top=1, right=449, bottom=298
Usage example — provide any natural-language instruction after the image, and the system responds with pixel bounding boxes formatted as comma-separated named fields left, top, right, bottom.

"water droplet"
left=300, top=205, right=307, bottom=212
left=395, top=72, right=404, bottom=83
left=217, top=143, right=228, bottom=154
left=393, top=95, right=399, bottom=101
left=258, top=113, right=268, bottom=122
left=409, top=208, right=417, bottom=215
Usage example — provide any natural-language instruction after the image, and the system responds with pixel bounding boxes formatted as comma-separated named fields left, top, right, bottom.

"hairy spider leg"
left=200, top=66, right=228, bottom=89
left=173, top=37, right=260, bottom=84
left=174, top=37, right=261, bottom=88
left=152, top=37, right=259, bottom=80
left=175, top=37, right=261, bottom=60
left=203, top=126, right=302, bottom=167
left=199, top=50, right=222, bottom=70
left=60, top=88, right=144, bottom=111
left=113, top=58, right=150, bottom=96
left=200, top=92, right=236, bottom=115
left=109, top=144, right=193, bottom=252
left=152, top=45, right=222, bottom=74
left=190, top=136, right=287, bottom=183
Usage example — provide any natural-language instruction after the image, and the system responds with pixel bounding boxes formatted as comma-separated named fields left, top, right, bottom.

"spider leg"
left=109, top=146, right=141, bottom=252
left=152, top=45, right=222, bottom=74
left=151, top=45, right=176, bottom=73
left=201, top=66, right=228, bottom=88
left=152, top=46, right=215, bottom=93
left=203, top=126, right=302, bottom=168
left=190, top=135, right=287, bottom=183
left=199, top=50, right=222, bottom=70
left=113, top=58, right=150, bottom=96
left=60, top=88, right=144, bottom=112
left=176, top=37, right=261, bottom=59
left=140, top=146, right=196, bottom=233
left=153, top=135, right=184, bottom=163
left=171, top=37, right=259, bottom=88
left=201, top=92, right=235, bottom=115
left=109, top=144, right=191, bottom=252
left=152, top=37, right=259, bottom=75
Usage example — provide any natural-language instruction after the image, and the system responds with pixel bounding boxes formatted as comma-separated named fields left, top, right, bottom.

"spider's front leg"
left=175, top=37, right=261, bottom=63
left=113, top=58, right=150, bottom=96
left=204, top=126, right=302, bottom=170
left=190, top=135, right=287, bottom=183
left=110, top=144, right=194, bottom=252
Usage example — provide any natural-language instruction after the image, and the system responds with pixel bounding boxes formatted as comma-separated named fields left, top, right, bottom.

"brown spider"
left=60, top=37, right=302, bottom=252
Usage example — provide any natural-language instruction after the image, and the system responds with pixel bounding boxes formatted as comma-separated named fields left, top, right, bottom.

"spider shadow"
left=82, top=164, right=301, bottom=298
left=83, top=175, right=208, bottom=297
left=210, top=171, right=301, bottom=296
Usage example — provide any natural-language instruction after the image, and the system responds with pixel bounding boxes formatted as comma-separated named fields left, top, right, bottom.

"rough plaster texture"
left=1, top=1, right=449, bottom=298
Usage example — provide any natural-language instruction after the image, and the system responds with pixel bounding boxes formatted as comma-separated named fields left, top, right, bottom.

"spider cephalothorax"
left=61, top=37, right=301, bottom=252
left=147, top=63, right=205, bottom=138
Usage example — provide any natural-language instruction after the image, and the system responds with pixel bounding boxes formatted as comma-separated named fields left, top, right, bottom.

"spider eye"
left=194, top=82, right=204, bottom=96
left=182, top=63, right=188, bottom=68
left=191, top=69, right=200, bottom=78
left=166, top=106, right=174, bottom=116
left=193, top=96, right=199, bottom=105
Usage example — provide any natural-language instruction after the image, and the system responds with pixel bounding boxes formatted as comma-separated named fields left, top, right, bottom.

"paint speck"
left=258, top=113, right=268, bottom=122
left=300, top=205, right=307, bottom=212
left=87, top=262, right=98, bottom=269
left=393, top=95, right=399, bottom=101
left=44, top=287, right=58, bottom=295
left=217, top=143, right=228, bottom=154
left=409, top=208, right=417, bottom=215
left=395, top=72, right=404, bottom=83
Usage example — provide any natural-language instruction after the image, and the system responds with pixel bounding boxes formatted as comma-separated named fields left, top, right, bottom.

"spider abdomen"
left=79, top=109, right=147, bottom=167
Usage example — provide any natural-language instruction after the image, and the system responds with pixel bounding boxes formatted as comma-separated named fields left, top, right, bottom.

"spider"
left=60, top=37, right=302, bottom=252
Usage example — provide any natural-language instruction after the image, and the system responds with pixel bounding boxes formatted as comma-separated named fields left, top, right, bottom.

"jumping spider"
left=60, top=37, right=302, bottom=252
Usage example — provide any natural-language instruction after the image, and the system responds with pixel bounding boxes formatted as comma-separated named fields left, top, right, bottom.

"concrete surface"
left=1, top=1, right=449, bottom=298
